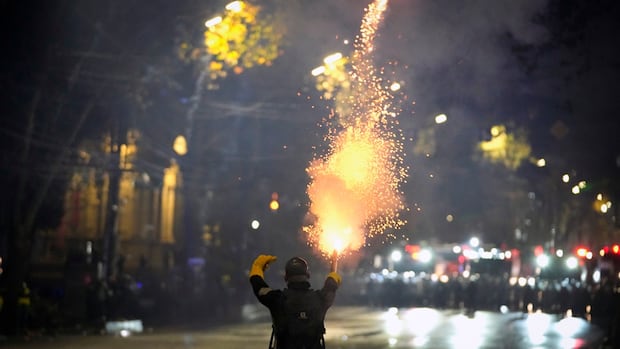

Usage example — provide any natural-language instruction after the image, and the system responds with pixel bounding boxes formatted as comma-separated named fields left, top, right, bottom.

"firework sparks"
left=305, top=0, right=407, bottom=259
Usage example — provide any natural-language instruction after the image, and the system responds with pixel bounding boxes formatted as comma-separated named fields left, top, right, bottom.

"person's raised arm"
left=249, top=254, right=278, bottom=300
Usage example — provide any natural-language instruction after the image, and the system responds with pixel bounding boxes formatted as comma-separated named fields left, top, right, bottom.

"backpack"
left=270, top=288, right=326, bottom=349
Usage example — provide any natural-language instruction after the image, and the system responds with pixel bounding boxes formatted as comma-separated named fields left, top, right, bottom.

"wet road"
left=3, top=306, right=606, bottom=349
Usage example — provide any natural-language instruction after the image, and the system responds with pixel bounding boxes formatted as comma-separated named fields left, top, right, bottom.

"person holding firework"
left=249, top=254, right=341, bottom=349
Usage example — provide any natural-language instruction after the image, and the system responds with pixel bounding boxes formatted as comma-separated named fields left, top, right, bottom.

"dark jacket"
left=250, top=275, right=339, bottom=349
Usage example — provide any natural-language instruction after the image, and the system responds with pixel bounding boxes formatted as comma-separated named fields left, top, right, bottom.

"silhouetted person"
left=249, top=255, right=340, bottom=349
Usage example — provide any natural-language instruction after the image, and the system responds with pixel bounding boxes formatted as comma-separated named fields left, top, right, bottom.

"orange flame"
left=305, top=0, right=407, bottom=258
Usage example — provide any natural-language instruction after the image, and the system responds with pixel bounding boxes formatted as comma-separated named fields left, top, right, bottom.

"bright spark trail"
left=305, top=0, right=408, bottom=261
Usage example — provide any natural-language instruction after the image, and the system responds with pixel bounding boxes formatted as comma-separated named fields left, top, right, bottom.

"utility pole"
left=102, top=125, right=124, bottom=283
left=181, top=55, right=210, bottom=261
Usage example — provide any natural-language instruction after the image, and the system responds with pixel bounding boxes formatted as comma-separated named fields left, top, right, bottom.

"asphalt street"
left=2, top=306, right=607, bottom=349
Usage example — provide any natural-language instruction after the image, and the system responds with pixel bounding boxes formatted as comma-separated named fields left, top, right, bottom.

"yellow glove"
left=327, top=272, right=342, bottom=286
left=250, top=254, right=278, bottom=278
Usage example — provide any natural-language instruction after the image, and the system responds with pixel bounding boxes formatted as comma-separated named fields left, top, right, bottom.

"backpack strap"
left=269, top=324, right=276, bottom=349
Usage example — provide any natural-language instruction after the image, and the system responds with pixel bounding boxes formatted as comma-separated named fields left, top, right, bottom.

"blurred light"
left=571, top=185, right=580, bottom=195
left=586, top=251, right=593, bottom=259
left=323, top=52, right=343, bottom=65
left=490, top=125, right=501, bottom=137
left=205, top=16, right=222, bottom=28
left=559, top=338, right=584, bottom=348
left=434, top=113, right=447, bottom=124
left=383, top=310, right=403, bottom=337
left=250, top=219, right=260, bottom=230
left=562, top=174, right=570, bottom=183
left=596, top=193, right=603, bottom=200
left=225, top=1, right=243, bottom=12
left=536, top=158, right=546, bottom=167
left=391, top=250, right=402, bottom=262
left=600, top=203, right=608, bottom=213
left=269, top=200, right=279, bottom=211
left=173, top=135, right=188, bottom=156
left=373, top=255, right=382, bottom=268
left=389, top=82, right=401, bottom=91
left=120, top=329, right=131, bottom=337
left=411, top=337, right=429, bottom=347
left=469, top=237, right=480, bottom=248
left=565, top=256, right=578, bottom=270
left=418, top=249, right=432, bottom=263
left=534, top=245, right=544, bottom=256
left=576, top=247, right=589, bottom=258
left=311, top=66, right=326, bottom=76
left=526, top=313, right=552, bottom=346
left=536, top=254, right=550, bottom=268
left=446, top=214, right=454, bottom=222
left=463, top=249, right=479, bottom=259
left=452, top=245, right=462, bottom=254
left=578, top=180, right=587, bottom=189
left=555, top=249, right=563, bottom=257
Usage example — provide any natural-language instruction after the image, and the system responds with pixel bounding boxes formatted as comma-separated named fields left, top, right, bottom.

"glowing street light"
left=536, top=158, right=546, bottom=167
left=389, top=82, right=401, bottom=92
left=225, top=1, right=243, bottom=12
left=311, top=66, right=326, bottom=77
left=434, top=113, right=447, bottom=124
left=311, top=52, right=345, bottom=77
left=323, top=52, right=343, bottom=65
left=205, top=16, right=222, bottom=28
left=173, top=135, right=188, bottom=156
left=207, top=1, right=244, bottom=28
left=562, top=174, right=570, bottom=183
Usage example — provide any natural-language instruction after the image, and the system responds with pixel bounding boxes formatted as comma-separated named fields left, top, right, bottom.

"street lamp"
left=173, top=135, right=188, bottom=156
left=311, top=52, right=345, bottom=77
left=434, top=113, right=447, bottom=124
left=250, top=219, right=260, bottom=230
left=205, top=16, right=222, bottom=28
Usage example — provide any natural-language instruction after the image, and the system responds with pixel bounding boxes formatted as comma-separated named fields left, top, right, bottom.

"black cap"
left=285, top=257, right=309, bottom=282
